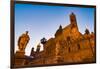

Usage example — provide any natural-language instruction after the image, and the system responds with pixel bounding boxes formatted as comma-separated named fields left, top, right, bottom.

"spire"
left=71, top=12, right=75, bottom=16
left=59, top=25, right=62, bottom=30
left=70, top=12, right=75, bottom=18
left=85, top=28, right=90, bottom=34
left=30, top=47, right=35, bottom=56
left=85, top=24, right=90, bottom=34
left=55, top=25, right=63, bottom=37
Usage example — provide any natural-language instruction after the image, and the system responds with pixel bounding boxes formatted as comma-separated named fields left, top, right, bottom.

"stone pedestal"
left=15, top=51, right=25, bottom=57
left=14, top=51, right=26, bottom=67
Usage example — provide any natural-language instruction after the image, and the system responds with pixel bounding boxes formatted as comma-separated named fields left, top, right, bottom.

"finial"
left=25, top=31, right=29, bottom=34
left=71, top=12, right=75, bottom=15
left=59, top=25, right=62, bottom=29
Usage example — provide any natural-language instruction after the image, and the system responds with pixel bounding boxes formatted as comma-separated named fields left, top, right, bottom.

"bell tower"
left=70, top=12, right=77, bottom=24
left=70, top=12, right=78, bottom=30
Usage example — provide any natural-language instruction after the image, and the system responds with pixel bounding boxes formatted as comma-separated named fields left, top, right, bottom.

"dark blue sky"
left=15, top=4, right=95, bottom=55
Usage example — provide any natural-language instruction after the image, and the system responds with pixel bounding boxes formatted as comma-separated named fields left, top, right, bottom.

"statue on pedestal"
left=18, top=31, right=30, bottom=52
left=14, top=31, right=30, bottom=66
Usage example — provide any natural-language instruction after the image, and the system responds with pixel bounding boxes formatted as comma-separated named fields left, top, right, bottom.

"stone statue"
left=18, top=31, right=30, bottom=52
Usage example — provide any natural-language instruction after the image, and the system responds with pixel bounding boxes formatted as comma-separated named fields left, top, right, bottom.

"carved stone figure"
left=18, top=31, right=30, bottom=52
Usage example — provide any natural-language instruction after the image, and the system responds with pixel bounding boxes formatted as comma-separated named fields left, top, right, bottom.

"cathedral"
left=14, top=12, right=95, bottom=67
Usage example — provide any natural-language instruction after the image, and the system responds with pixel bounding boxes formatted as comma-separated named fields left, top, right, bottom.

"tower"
left=70, top=12, right=77, bottom=24
left=30, top=47, right=35, bottom=57
left=70, top=12, right=78, bottom=30
left=36, top=44, right=41, bottom=53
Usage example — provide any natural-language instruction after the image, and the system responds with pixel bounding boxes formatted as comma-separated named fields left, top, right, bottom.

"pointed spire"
left=70, top=12, right=75, bottom=16
left=30, top=47, right=35, bottom=56
left=59, top=25, right=62, bottom=30
left=85, top=24, right=90, bottom=34
left=85, top=28, right=90, bottom=34
left=71, top=12, right=74, bottom=15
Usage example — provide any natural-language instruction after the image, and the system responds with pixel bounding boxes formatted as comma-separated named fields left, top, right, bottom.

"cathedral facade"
left=14, top=12, right=95, bottom=67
